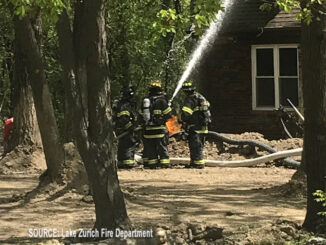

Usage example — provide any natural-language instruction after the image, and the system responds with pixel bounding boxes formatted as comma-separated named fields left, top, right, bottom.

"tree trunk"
left=14, top=16, right=64, bottom=181
left=57, top=1, right=130, bottom=230
left=84, top=0, right=130, bottom=229
left=7, top=25, right=42, bottom=153
left=301, top=2, right=326, bottom=231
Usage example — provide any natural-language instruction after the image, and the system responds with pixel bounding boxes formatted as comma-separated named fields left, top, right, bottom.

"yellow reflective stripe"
left=143, top=158, right=148, bottom=162
left=123, top=159, right=135, bottom=164
left=193, top=106, right=200, bottom=112
left=124, top=122, right=132, bottom=129
left=144, top=134, right=165, bottom=138
left=117, top=111, right=130, bottom=117
left=148, top=159, right=158, bottom=164
left=183, top=82, right=192, bottom=86
left=182, top=106, right=193, bottom=115
left=194, top=159, right=205, bottom=164
left=163, top=107, right=172, bottom=114
left=202, top=101, right=209, bottom=106
left=146, top=126, right=166, bottom=130
left=160, top=159, right=170, bottom=164
left=138, top=109, right=143, bottom=115
left=195, top=129, right=208, bottom=134
left=154, top=110, right=162, bottom=114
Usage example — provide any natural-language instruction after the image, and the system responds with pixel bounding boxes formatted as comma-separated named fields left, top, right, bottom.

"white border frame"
left=251, top=44, right=299, bottom=111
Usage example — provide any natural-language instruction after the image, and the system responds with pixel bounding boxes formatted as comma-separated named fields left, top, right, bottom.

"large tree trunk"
left=301, top=2, right=326, bottom=231
left=14, top=16, right=64, bottom=181
left=57, top=1, right=130, bottom=230
left=7, top=27, right=41, bottom=153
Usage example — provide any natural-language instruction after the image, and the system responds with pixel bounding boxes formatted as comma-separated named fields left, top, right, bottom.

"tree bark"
left=7, top=15, right=42, bottom=153
left=301, top=2, right=326, bottom=231
left=57, top=1, right=130, bottom=230
left=14, top=16, right=64, bottom=181
left=7, top=38, right=41, bottom=152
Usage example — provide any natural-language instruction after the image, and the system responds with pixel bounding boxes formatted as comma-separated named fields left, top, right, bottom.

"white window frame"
left=251, top=44, right=299, bottom=111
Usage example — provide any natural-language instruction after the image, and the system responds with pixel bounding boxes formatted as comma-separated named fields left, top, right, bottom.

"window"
left=251, top=45, right=299, bottom=110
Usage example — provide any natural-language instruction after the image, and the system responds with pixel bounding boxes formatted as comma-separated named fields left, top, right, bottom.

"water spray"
left=169, top=0, right=234, bottom=103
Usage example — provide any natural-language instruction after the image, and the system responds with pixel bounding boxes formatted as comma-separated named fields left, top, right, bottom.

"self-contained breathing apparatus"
left=142, top=95, right=167, bottom=126
left=142, top=80, right=168, bottom=126
left=197, top=93, right=211, bottom=125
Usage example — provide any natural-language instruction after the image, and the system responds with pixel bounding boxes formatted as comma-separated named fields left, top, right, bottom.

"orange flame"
left=166, top=115, right=182, bottom=135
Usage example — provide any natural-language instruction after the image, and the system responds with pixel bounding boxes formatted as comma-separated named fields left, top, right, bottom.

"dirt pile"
left=0, top=145, right=46, bottom=175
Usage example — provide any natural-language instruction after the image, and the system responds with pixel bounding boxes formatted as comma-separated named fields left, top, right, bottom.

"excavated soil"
left=0, top=133, right=310, bottom=244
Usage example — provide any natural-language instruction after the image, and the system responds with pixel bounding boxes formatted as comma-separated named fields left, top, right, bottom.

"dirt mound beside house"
left=169, top=132, right=303, bottom=165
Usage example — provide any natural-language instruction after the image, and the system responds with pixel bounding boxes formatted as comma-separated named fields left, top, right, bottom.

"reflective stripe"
left=123, top=159, right=135, bottom=164
left=124, top=122, right=132, bottom=129
left=183, top=82, right=192, bottom=86
left=163, top=107, right=172, bottom=114
left=154, top=110, right=162, bottom=114
left=193, top=106, right=200, bottom=112
left=195, top=129, right=208, bottom=134
left=182, top=106, right=193, bottom=115
left=117, top=111, right=130, bottom=117
left=146, top=125, right=166, bottom=130
left=148, top=159, right=158, bottom=164
left=144, top=134, right=165, bottom=138
left=160, top=159, right=170, bottom=164
left=202, top=101, right=209, bottom=106
left=194, top=159, right=205, bottom=164
left=138, top=109, right=143, bottom=115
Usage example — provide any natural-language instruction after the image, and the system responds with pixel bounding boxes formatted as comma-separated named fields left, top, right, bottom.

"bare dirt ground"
left=0, top=133, right=309, bottom=244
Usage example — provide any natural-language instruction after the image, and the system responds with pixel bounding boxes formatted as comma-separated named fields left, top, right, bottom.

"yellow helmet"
left=182, top=81, right=195, bottom=91
left=150, top=80, right=162, bottom=88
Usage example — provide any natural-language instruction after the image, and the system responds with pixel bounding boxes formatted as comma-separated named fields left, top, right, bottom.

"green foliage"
left=107, top=0, right=222, bottom=107
left=0, top=2, right=14, bottom=118
left=314, top=190, right=326, bottom=216
left=9, top=0, right=66, bottom=22
left=262, top=0, right=326, bottom=24
left=152, top=0, right=223, bottom=37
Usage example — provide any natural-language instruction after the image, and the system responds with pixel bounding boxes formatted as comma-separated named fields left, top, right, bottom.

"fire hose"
left=168, top=148, right=302, bottom=167
left=168, top=130, right=301, bottom=168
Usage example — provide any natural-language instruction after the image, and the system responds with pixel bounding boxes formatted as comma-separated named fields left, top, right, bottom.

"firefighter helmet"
left=121, top=85, right=135, bottom=98
left=149, top=80, right=162, bottom=92
left=182, top=81, right=195, bottom=91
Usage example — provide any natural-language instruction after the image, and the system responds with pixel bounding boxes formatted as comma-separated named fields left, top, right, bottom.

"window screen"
left=256, top=49, right=274, bottom=76
left=279, top=48, right=298, bottom=76
left=256, top=78, right=275, bottom=107
left=279, top=78, right=299, bottom=106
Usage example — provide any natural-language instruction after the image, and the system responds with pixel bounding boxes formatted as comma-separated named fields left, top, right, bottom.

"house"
left=197, top=0, right=301, bottom=139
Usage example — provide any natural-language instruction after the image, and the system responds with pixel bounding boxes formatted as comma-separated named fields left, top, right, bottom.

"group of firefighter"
left=113, top=80, right=211, bottom=169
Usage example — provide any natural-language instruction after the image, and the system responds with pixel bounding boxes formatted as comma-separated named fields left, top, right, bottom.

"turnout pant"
left=147, top=133, right=170, bottom=166
left=117, top=131, right=136, bottom=166
left=188, top=132, right=205, bottom=165
left=142, top=137, right=150, bottom=167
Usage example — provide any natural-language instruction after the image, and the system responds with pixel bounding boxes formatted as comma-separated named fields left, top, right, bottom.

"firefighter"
left=115, top=85, right=138, bottom=169
left=140, top=80, right=172, bottom=169
left=181, top=81, right=211, bottom=169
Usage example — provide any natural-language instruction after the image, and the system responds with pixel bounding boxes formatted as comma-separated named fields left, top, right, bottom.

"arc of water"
left=170, top=0, right=234, bottom=102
